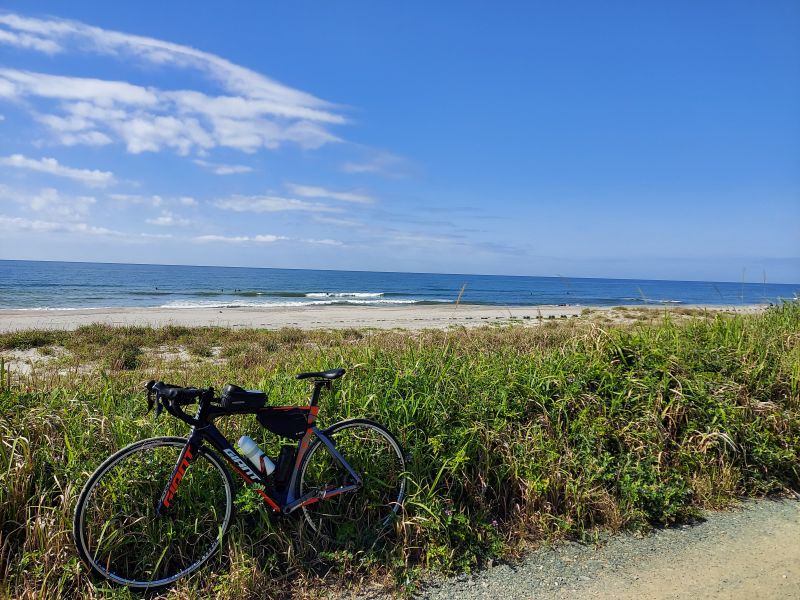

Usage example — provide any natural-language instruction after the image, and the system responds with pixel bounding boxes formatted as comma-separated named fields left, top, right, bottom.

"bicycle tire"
left=73, top=436, right=234, bottom=588
left=296, top=419, right=407, bottom=546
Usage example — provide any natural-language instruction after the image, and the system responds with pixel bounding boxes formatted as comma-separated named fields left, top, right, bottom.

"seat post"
left=309, top=380, right=329, bottom=407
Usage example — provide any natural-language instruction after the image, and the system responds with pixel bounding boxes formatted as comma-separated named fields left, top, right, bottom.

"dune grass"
left=1, top=304, right=798, bottom=598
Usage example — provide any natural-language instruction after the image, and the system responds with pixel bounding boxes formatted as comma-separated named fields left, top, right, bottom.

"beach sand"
left=0, top=303, right=766, bottom=333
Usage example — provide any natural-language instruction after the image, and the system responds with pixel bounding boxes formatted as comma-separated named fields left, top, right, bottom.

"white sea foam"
left=158, top=298, right=425, bottom=309
left=6, top=306, right=113, bottom=311
left=305, top=292, right=384, bottom=298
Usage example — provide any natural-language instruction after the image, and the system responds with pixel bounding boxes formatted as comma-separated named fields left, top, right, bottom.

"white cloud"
left=193, top=233, right=287, bottom=244
left=302, top=238, right=344, bottom=246
left=58, top=130, right=114, bottom=147
left=286, top=183, right=374, bottom=204
left=145, top=210, right=192, bottom=227
left=194, top=159, right=253, bottom=175
left=312, top=215, right=365, bottom=228
left=35, top=113, right=113, bottom=146
left=0, top=13, right=346, bottom=154
left=0, top=185, right=95, bottom=221
left=111, top=193, right=197, bottom=208
left=110, top=193, right=163, bottom=206
left=111, top=114, right=214, bottom=155
left=0, top=214, right=117, bottom=236
left=0, top=213, right=173, bottom=243
left=0, top=13, right=338, bottom=110
left=0, top=68, right=159, bottom=106
left=214, top=194, right=340, bottom=213
left=192, top=233, right=342, bottom=246
left=341, top=151, right=410, bottom=178
left=0, top=153, right=115, bottom=186
left=0, top=28, right=61, bottom=54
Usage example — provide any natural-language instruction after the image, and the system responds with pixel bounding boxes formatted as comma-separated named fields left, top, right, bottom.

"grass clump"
left=106, top=340, right=142, bottom=370
left=0, top=303, right=798, bottom=598
left=0, top=329, right=66, bottom=350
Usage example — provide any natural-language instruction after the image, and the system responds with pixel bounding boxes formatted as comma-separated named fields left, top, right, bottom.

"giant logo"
left=223, top=448, right=262, bottom=482
left=163, top=446, right=193, bottom=508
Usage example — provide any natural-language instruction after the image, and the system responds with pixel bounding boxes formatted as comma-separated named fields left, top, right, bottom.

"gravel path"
left=419, top=499, right=800, bottom=600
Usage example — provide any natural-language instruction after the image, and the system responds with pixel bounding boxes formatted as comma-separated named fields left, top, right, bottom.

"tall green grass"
left=1, top=304, right=798, bottom=598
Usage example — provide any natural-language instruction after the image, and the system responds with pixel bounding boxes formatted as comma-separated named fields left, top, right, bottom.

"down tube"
left=202, top=424, right=283, bottom=512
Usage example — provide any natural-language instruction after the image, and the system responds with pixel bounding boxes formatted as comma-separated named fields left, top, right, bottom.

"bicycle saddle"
left=295, top=368, right=345, bottom=381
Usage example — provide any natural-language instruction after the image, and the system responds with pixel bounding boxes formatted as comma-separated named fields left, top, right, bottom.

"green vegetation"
left=1, top=304, right=799, bottom=598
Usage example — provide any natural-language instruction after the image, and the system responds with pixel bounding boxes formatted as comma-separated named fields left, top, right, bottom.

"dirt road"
left=420, top=499, right=800, bottom=600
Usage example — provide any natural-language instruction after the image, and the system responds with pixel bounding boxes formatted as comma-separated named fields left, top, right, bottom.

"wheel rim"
left=76, top=439, right=232, bottom=587
left=299, top=422, right=406, bottom=547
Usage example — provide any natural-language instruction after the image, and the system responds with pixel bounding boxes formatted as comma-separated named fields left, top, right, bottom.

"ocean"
left=0, top=260, right=797, bottom=310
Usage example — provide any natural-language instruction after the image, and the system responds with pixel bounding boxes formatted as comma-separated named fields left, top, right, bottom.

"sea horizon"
left=1, top=259, right=798, bottom=311
left=5, top=257, right=800, bottom=286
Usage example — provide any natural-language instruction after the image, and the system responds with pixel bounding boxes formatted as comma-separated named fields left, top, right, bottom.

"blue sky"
left=0, top=2, right=797, bottom=283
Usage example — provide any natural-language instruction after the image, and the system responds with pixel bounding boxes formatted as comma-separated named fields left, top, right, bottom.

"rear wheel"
left=73, top=437, right=234, bottom=588
left=297, top=419, right=406, bottom=547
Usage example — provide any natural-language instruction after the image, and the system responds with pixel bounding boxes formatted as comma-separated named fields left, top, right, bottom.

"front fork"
left=156, top=432, right=202, bottom=515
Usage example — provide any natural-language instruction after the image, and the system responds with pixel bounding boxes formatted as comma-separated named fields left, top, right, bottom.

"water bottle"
left=237, top=436, right=275, bottom=475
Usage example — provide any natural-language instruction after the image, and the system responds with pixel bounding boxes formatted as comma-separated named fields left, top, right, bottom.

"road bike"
left=73, top=368, right=407, bottom=588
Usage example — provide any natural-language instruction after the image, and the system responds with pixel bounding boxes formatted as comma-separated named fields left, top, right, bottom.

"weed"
left=1, top=303, right=798, bottom=597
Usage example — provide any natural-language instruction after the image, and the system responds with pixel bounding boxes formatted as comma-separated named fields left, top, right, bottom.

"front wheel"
left=73, top=437, right=234, bottom=588
left=297, top=419, right=407, bottom=547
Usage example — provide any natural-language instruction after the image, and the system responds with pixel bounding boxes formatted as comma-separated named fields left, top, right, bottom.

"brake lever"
left=145, top=380, right=163, bottom=419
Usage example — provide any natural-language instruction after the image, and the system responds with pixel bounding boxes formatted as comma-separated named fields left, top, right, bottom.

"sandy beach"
left=0, top=303, right=766, bottom=333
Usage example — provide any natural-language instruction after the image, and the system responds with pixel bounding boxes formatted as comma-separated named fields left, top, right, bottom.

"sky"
left=0, top=2, right=798, bottom=283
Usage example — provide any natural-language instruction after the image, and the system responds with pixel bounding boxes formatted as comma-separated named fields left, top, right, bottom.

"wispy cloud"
left=110, top=193, right=199, bottom=208
left=145, top=210, right=192, bottom=227
left=194, top=159, right=253, bottom=175
left=0, top=185, right=96, bottom=221
left=311, top=215, right=365, bottom=228
left=0, top=13, right=338, bottom=110
left=302, top=238, right=343, bottom=246
left=341, top=151, right=411, bottom=178
left=385, top=230, right=520, bottom=255
left=193, top=234, right=288, bottom=244
left=0, top=13, right=346, bottom=154
left=192, top=233, right=342, bottom=246
left=286, top=183, right=374, bottom=204
left=0, top=213, right=181, bottom=244
left=0, top=214, right=117, bottom=236
left=0, top=153, right=115, bottom=186
left=214, top=194, right=340, bottom=213
left=110, top=193, right=163, bottom=207
left=0, top=27, right=60, bottom=53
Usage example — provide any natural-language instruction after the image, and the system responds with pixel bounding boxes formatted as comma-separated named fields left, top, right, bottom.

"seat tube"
left=309, top=381, right=327, bottom=407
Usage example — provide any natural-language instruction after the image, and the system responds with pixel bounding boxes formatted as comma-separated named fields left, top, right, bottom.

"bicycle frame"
left=157, top=389, right=362, bottom=516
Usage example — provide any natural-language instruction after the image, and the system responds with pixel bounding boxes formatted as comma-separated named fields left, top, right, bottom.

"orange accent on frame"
left=163, top=446, right=194, bottom=508
left=230, top=465, right=281, bottom=512
left=256, top=488, right=281, bottom=512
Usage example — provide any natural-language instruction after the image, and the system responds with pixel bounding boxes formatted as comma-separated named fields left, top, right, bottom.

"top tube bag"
left=220, top=384, right=267, bottom=411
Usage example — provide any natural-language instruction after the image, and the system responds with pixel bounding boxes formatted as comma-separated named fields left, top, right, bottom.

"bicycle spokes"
left=298, top=421, right=406, bottom=547
left=75, top=439, right=233, bottom=587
